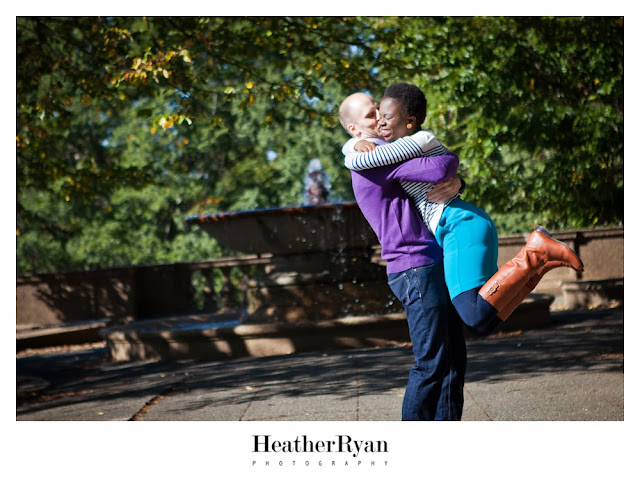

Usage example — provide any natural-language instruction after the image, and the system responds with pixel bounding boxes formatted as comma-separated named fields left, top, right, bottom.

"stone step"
left=100, top=295, right=554, bottom=362
left=17, top=319, right=108, bottom=351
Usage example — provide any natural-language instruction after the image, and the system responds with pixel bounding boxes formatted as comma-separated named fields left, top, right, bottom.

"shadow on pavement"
left=16, top=308, right=623, bottom=417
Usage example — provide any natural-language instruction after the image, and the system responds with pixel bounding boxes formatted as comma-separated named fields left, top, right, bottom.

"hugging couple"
left=338, top=83, right=584, bottom=420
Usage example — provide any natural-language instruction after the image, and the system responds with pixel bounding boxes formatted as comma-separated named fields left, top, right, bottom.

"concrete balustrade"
left=17, top=227, right=623, bottom=332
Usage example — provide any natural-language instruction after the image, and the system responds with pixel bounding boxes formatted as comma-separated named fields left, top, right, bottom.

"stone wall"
left=495, top=226, right=623, bottom=308
left=17, top=267, right=136, bottom=328
left=16, top=226, right=623, bottom=327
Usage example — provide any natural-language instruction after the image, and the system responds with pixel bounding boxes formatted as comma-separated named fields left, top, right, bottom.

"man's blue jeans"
left=388, top=262, right=467, bottom=420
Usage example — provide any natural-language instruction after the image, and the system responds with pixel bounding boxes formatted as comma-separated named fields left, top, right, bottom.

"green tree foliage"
left=17, top=16, right=623, bottom=274
left=373, top=17, right=623, bottom=231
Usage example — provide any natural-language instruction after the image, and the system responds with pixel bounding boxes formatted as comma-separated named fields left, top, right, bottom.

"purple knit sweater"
left=350, top=150, right=459, bottom=274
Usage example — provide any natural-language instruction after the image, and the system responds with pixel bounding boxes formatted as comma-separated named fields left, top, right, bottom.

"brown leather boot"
left=479, top=226, right=584, bottom=314
left=496, top=261, right=566, bottom=321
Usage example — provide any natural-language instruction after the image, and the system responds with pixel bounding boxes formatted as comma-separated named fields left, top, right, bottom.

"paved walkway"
left=16, top=308, right=623, bottom=421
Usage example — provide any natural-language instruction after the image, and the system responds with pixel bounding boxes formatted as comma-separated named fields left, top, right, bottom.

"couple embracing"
left=338, top=83, right=584, bottom=421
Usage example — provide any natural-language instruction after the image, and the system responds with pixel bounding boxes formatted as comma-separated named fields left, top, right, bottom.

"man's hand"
left=428, top=176, right=462, bottom=203
left=354, top=140, right=377, bottom=152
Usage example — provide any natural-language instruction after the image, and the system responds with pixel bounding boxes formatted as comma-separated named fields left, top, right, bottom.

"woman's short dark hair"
left=383, top=83, right=427, bottom=127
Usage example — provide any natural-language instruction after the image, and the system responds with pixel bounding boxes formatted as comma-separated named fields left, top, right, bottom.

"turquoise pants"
left=434, top=198, right=499, bottom=300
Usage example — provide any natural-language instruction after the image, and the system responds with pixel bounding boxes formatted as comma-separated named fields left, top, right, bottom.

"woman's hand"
left=427, top=176, right=462, bottom=203
left=354, top=140, right=377, bottom=152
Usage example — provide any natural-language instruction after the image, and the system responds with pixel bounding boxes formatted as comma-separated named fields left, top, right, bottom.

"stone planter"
left=562, top=278, right=624, bottom=309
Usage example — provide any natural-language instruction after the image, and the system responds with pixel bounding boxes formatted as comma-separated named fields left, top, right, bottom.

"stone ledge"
left=101, top=295, right=554, bottom=362
left=17, top=320, right=108, bottom=351
left=562, top=278, right=624, bottom=309
left=101, top=313, right=410, bottom=362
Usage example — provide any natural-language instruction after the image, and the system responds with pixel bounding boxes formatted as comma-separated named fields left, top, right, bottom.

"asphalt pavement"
left=16, top=308, right=623, bottom=421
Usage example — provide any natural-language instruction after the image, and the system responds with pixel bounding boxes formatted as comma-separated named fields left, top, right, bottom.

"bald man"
left=337, top=92, right=466, bottom=421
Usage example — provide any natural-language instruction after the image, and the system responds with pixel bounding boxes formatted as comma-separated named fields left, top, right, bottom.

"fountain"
left=185, top=159, right=397, bottom=323
left=102, top=159, right=412, bottom=362
left=102, top=159, right=555, bottom=361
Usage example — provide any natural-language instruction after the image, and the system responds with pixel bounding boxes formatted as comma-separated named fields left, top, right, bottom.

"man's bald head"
left=338, top=92, right=380, bottom=139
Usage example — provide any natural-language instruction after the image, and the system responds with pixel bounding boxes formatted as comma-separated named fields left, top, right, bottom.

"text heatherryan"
left=253, top=435, right=389, bottom=458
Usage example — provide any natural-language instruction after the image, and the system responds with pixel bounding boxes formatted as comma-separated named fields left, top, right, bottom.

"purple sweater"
left=350, top=150, right=459, bottom=274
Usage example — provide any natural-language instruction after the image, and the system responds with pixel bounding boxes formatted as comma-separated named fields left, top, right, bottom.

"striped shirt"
left=343, top=132, right=460, bottom=234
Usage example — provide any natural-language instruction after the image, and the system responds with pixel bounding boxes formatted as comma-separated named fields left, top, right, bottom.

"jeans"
left=388, top=262, right=467, bottom=420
